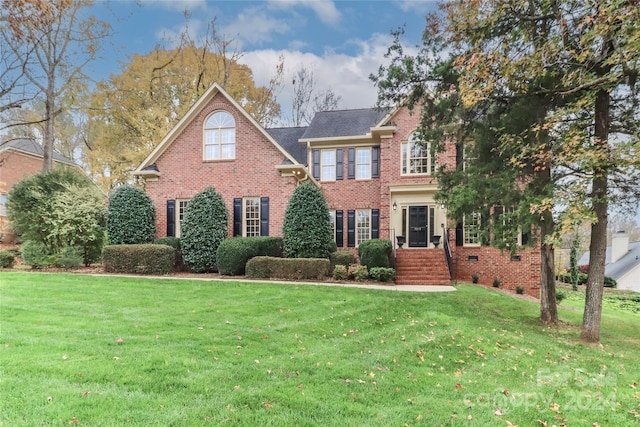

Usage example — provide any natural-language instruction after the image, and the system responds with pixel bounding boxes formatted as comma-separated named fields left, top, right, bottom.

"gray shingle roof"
left=578, top=241, right=640, bottom=281
left=266, top=127, right=308, bottom=164
left=300, top=108, right=391, bottom=140
left=0, top=138, right=76, bottom=166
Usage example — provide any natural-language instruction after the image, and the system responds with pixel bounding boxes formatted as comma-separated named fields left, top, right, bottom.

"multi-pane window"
left=356, top=148, right=371, bottom=179
left=464, top=212, right=481, bottom=246
left=402, top=133, right=435, bottom=175
left=244, top=197, right=260, bottom=237
left=0, top=194, right=6, bottom=217
left=321, top=150, right=336, bottom=181
left=176, top=199, right=189, bottom=237
left=356, top=209, right=371, bottom=246
left=329, top=210, right=336, bottom=241
left=204, top=111, right=236, bottom=160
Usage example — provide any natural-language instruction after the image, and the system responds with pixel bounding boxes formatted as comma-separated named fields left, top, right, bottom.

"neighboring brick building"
left=0, top=138, right=78, bottom=243
left=134, top=83, right=540, bottom=296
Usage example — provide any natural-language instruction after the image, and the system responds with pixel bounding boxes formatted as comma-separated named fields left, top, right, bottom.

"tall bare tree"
left=3, top=0, right=111, bottom=171
left=290, top=64, right=341, bottom=126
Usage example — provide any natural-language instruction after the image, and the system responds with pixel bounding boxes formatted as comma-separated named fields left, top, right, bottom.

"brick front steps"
left=394, top=248, right=451, bottom=286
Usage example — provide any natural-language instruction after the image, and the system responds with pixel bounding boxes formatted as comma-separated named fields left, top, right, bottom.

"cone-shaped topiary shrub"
left=107, top=185, right=156, bottom=244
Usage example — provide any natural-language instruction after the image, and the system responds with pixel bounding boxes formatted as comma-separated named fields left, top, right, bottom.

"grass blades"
left=1, top=272, right=638, bottom=426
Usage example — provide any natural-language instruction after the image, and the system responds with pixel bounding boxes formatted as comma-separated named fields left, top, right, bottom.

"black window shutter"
left=456, top=143, right=463, bottom=171
left=372, top=147, right=380, bottom=178
left=312, top=149, right=320, bottom=180
left=347, top=148, right=355, bottom=179
left=336, top=148, right=343, bottom=180
left=371, top=209, right=379, bottom=239
left=521, top=228, right=530, bottom=245
left=455, top=221, right=463, bottom=246
left=233, top=198, right=242, bottom=237
left=347, top=209, right=355, bottom=247
left=260, top=197, right=269, bottom=236
left=335, top=210, right=344, bottom=247
left=166, top=199, right=175, bottom=237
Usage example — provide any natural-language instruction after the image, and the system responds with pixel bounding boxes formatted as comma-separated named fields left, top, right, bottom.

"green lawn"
left=1, top=272, right=638, bottom=426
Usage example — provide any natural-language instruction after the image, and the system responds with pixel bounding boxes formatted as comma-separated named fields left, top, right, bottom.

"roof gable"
left=0, top=138, right=76, bottom=166
left=300, top=108, right=391, bottom=140
left=134, top=83, right=299, bottom=173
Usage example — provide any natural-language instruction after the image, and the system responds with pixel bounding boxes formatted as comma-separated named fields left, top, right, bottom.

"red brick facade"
left=135, top=84, right=541, bottom=297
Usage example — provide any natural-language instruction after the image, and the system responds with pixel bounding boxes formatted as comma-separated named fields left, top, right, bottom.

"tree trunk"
left=580, top=88, right=609, bottom=344
left=539, top=205, right=558, bottom=325
left=43, top=76, right=55, bottom=172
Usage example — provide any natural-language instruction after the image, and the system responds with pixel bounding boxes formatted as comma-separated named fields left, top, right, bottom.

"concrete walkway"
left=86, top=273, right=458, bottom=293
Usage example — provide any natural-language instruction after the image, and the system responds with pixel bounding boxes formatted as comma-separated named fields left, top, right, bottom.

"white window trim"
left=175, top=199, right=190, bottom=238
left=401, top=134, right=435, bottom=176
left=356, top=209, right=371, bottom=247
left=329, top=210, right=336, bottom=242
left=320, top=149, right=336, bottom=182
left=203, top=111, right=236, bottom=161
left=243, top=197, right=261, bottom=237
left=463, top=212, right=482, bottom=247
left=355, top=147, right=372, bottom=180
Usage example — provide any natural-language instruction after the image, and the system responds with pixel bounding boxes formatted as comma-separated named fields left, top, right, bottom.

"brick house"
left=0, top=138, right=78, bottom=243
left=134, top=83, right=540, bottom=296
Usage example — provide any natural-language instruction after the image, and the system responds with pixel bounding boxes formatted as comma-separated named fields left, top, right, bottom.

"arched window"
left=401, top=132, right=436, bottom=175
left=204, top=111, right=235, bottom=160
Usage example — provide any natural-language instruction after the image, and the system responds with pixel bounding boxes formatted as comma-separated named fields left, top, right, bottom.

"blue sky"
left=88, top=0, right=439, bottom=115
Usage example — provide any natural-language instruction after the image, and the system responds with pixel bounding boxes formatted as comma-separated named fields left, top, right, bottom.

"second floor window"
left=356, top=148, right=371, bottom=179
left=402, top=133, right=435, bottom=175
left=321, top=149, right=336, bottom=181
left=204, top=111, right=235, bottom=160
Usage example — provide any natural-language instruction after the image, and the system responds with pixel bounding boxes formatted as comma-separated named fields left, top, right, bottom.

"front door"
left=408, top=206, right=428, bottom=247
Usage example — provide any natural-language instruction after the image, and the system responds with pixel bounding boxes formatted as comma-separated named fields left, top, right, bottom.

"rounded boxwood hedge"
left=358, top=239, right=392, bottom=268
left=217, top=236, right=283, bottom=276
left=180, top=187, right=228, bottom=273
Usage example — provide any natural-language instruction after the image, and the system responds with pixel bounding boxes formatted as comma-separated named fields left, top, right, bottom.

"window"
left=356, top=148, right=371, bottom=179
left=244, top=197, right=261, bottom=237
left=402, top=133, right=435, bottom=175
left=204, top=111, right=235, bottom=160
left=321, top=149, right=336, bottom=181
left=175, top=199, right=190, bottom=237
left=329, top=210, right=336, bottom=241
left=0, top=194, right=6, bottom=217
left=356, top=209, right=371, bottom=246
left=464, top=212, right=481, bottom=246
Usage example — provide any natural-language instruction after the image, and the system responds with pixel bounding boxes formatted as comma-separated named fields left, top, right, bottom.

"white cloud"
left=268, top=0, right=341, bottom=25
left=222, top=7, right=290, bottom=47
left=396, top=0, right=439, bottom=13
left=139, top=0, right=208, bottom=12
left=239, top=31, right=413, bottom=125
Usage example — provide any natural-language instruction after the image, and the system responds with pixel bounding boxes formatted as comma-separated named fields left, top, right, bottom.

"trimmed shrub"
left=471, top=274, right=479, bottom=284
left=604, top=276, right=617, bottom=288
left=154, top=237, right=184, bottom=270
left=0, top=251, right=15, bottom=268
left=515, top=286, right=524, bottom=295
left=55, top=246, right=84, bottom=269
left=21, top=240, right=52, bottom=269
left=282, top=181, right=334, bottom=259
left=369, top=267, right=395, bottom=282
left=102, top=244, right=175, bottom=275
left=358, top=239, right=392, bottom=268
left=348, top=264, right=369, bottom=281
left=107, top=185, right=156, bottom=245
left=556, top=290, right=566, bottom=303
left=246, top=256, right=330, bottom=280
left=492, top=277, right=501, bottom=288
left=333, top=264, right=348, bottom=280
left=330, top=250, right=356, bottom=270
left=217, top=237, right=283, bottom=276
left=180, top=187, right=228, bottom=273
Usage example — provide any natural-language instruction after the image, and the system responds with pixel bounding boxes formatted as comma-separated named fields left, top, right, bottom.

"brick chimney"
left=611, top=231, right=629, bottom=263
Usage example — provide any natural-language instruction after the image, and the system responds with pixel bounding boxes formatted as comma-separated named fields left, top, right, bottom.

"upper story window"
left=321, top=149, right=336, bottom=181
left=356, top=148, right=371, bottom=180
left=402, top=133, right=435, bottom=175
left=204, top=111, right=235, bottom=160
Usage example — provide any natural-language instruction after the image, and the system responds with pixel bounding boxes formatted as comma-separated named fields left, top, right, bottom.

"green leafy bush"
left=282, top=181, right=333, bottom=259
left=556, top=290, right=566, bottom=303
left=154, top=237, right=184, bottom=271
left=180, top=187, right=228, bottom=273
left=492, top=277, right=501, bottom=288
left=471, top=274, right=479, bottom=284
left=604, top=276, right=617, bottom=288
left=330, top=250, right=356, bottom=270
left=332, top=264, right=348, bottom=280
left=21, top=240, right=52, bottom=269
left=102, top=244, right=175, bottom=275
left=357, top=239, right=392, bottom=268
left=515, top=286, right=524, bottom=295
left=107, top=185, right=156, bottom=245
left=246, top=256, right=330, bottom=280
left=348, top=264, right=369, bottom=281
left=7, top=167, right=106, bottom=263
left=217, top=237, right=283, bottom=276
left=0, top=251, right=15, bottom=268
left=369, top=267, right=395, bottom=282
left=55, top=246, right=84, bottom=269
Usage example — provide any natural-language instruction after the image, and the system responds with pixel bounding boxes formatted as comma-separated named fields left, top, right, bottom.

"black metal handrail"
left=442, top=227, right=452, bottom=279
